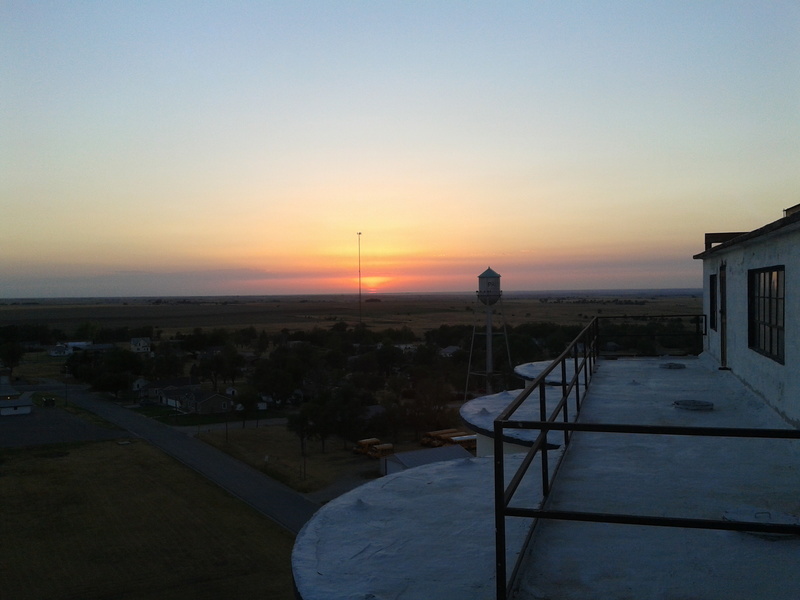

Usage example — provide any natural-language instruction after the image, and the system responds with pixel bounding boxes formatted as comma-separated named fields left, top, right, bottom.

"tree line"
left=1, top=316, right=703, bottom=447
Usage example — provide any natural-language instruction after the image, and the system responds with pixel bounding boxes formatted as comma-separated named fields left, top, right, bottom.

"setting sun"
left=3, top=3, right=797, bottom=298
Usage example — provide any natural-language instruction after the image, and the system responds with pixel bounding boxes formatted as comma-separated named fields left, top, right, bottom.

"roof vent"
left=723, top=507, right=800, bottom=539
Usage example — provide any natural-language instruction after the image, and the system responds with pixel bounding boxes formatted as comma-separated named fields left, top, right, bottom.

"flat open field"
left=199, top=425, right=424, bottom=497
left=0, top=439, right=296, bottom=600
left=0, top=290, right=702, bottom=337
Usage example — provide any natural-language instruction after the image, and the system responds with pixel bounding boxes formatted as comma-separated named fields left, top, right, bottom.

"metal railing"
left=596, top=313, right=707, bottom=356
left=492, top=314, right=800, bottom=600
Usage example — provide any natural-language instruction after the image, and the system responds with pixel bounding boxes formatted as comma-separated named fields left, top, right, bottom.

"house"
left=131, top=377, right=149, bottom=395
left=0, top=369, right=21, bottom=402
left=186, top=391, right=231, bottom=415
left=48, top=344, right=72, bottom=357
left=693, top=204, right=800, bottom=424
left=144, top=377, right=199, bottom=401
left=158, top=388, right=193, bottom=410
left=130, top=337, right=151, bottom=353
left=439, top=345, right=461, bottom=357
left=0, top=371, right=31, bottom=416
left=65, top=341, right=92, bottom=350
left=0, top=392, right=34, bottom=416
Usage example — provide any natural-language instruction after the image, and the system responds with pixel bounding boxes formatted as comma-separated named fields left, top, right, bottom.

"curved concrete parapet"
left=460, top=388, right=570, bottom=456
left=292, top=452, right=561, bottom=600
left=514, top=359, right=578, bottom=385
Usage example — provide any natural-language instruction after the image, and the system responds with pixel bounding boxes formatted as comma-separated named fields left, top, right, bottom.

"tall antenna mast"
left=357, top=232, right=362, bottom=323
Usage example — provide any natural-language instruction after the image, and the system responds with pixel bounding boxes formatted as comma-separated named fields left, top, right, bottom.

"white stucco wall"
left=700, top=222, right=800, bottom=424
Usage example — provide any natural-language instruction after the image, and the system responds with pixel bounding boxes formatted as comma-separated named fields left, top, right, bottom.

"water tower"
left=466, top=267, right=512, bottom=397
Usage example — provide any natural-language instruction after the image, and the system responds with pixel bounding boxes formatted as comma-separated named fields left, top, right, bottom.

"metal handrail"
left=493, top=313, right=722, bottom=600
left=494, top=317, right=599, bottom=600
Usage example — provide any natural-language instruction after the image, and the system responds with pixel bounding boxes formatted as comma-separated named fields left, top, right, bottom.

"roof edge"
left=693, top=209, right=800, bottom=260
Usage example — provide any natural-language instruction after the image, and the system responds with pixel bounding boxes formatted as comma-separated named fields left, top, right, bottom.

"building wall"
left=701, top=225, right=800, bottom=424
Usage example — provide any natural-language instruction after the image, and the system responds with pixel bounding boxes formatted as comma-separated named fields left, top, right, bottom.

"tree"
left=221, top=344, right=245, bottom=387
left=287, top=406, right=311, bottom=461
left=0, top=342, right=24, bottom=378
left=146, top=342, right=183, bottom=379
left=199, top=353, right=226, bottom=391
left=305, top=398, right=336, bottom=453
left=237, top=390, right=259, bottom=428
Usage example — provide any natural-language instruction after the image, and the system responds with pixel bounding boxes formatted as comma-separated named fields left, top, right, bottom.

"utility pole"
left=358, top=232, right=362, bottom=323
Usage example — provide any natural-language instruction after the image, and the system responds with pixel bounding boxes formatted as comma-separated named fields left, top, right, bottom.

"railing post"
left=561, top=359, right=569, bottom=445
left=573, top=342, right=581, bottom=411
left=494, top=420, right=507, bottom=600
left=540, top=383, right=550, bottom=497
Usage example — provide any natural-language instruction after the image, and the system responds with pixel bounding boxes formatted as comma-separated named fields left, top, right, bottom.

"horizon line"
left=0, top=287, right=703, bottom=302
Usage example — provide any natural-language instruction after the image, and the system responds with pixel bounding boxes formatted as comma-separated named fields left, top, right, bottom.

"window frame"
left=709, top=273, right=718, bottom=331
left=747, top=265, right=785, bottom=364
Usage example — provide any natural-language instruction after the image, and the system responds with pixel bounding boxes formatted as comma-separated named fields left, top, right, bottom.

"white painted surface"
left=514, top=359, right=577, bottom=384
left=461, top=386, right=577, bottom=456
left=294, top=356, right=800, bottom=600
left=292, top=451, right=561, bottom=600
left=700, top=218, right=800, bottom=423
left=513, top=356, right=800, bottom=600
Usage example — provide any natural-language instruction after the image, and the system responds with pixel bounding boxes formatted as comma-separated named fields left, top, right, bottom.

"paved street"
left=15, top=383, right=320, bottom=535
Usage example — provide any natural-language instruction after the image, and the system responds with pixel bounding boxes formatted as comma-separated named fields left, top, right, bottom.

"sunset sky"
left=3, top=2, right=798, bottom=297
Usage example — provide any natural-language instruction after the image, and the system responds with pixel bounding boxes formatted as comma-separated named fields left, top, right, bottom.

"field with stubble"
left=0, top=440, right=296, bottom=600
left=0, top=290, right=702, bottom=338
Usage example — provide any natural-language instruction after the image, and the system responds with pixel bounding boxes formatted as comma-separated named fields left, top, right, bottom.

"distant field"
left=0, top=291, right=702, bottom=337
left=0, top=440, right=296, bottom=600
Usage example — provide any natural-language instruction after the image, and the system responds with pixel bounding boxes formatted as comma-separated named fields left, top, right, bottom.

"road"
left=19, top=382, right=320, bottom=535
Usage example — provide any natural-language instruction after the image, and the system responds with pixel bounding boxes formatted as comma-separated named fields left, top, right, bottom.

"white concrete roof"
left=293, top=354, right=800, bottom=599
left=512, top=355, right=800, bottom=599
left=293, top=451, right=562, bottom=600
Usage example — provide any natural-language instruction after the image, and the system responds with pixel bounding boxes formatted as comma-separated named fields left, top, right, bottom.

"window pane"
left=747, top=266, right=785, bottom=362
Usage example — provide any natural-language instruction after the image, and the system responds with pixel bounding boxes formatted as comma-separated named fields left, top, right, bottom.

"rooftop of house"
left=694, top=205, right=800, bottom=259
left=292, top=354, right=800, bottom=600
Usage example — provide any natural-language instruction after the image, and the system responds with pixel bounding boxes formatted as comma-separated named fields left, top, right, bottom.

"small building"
left=694, top=204, right=800, bottom=424
left=186, top=391, right=232, bottom=415
left=130, top=337, right=151, bottom=353
left=0, top=391, right=33, bottom=416
left=131, top=377, right=149, bottom=395
left=145, top=377, right=199, bottom=400
left=381, top=445, right=472, bottom=476
left=48, top=344, right=72, bottom=357
left=158, top=388, right=193, bottom=410
left=0, top=369, right=19, bottom=401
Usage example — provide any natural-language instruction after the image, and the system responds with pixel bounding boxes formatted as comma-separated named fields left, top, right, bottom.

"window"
left=748, top=266, right=785, bottom=363
left=709, top=273, right=717, bottom=331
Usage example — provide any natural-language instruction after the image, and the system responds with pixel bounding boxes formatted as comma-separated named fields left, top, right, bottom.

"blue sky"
left=2, top=1, right=798, bottom=297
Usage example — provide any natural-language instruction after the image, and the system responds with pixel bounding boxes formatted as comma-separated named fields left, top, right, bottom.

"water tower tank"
left=477, top=267, right=501, bottom=305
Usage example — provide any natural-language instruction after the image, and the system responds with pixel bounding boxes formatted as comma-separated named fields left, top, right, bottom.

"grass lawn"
left=199, top=425, right=424, bottom=494
left=14, top=350, right=66, bottom=381
left=0, top=440, right=296, bottom=600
